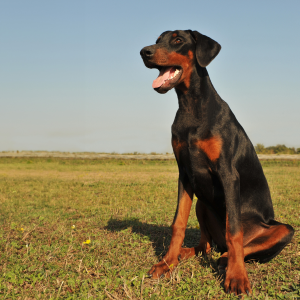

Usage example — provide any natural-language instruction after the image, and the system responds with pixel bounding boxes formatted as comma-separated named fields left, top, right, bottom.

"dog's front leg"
left=219, top=171, right=251, bottom=296
left=148, top=175, right=193, bottom=279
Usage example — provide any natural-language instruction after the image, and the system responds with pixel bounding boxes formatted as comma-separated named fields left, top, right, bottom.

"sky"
left=0, top=1, right=299, bottom=153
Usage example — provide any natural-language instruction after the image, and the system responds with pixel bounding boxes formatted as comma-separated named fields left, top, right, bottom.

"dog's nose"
left=140, top=46, right=154, bottom=59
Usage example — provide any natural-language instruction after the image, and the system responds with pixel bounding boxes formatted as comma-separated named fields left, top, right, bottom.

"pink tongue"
left=152, top=67, right=172, bottom=88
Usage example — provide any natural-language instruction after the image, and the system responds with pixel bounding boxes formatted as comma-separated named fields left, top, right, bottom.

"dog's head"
left=140, top=30, right=221, bottom=94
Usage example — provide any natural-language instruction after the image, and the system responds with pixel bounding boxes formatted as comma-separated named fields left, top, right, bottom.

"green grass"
left=0, top=158, right=299, bottom=299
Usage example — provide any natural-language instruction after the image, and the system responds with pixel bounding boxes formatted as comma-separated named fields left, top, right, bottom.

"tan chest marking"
left=194, top=136, right=222, bottom=162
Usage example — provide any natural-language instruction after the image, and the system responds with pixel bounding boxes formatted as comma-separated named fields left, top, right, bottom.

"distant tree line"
left=255, top=144, right=300, bottom=154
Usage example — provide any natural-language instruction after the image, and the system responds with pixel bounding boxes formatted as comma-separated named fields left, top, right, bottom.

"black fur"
left=140, top=30, right=294, bottom=295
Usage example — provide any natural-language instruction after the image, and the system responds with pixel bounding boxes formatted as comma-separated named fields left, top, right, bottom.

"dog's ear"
left=189, top=30, right=221, bottom=68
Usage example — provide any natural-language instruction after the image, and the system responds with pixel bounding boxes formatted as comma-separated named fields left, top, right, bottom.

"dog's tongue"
left=152, top=67, right=173, bottom=88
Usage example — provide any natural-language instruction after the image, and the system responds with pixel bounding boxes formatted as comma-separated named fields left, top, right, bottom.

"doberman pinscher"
left=140, top=30, right=294, bottom=296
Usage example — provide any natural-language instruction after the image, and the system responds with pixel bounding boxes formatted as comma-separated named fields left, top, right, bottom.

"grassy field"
left=0, top=158, right=299, bottom=299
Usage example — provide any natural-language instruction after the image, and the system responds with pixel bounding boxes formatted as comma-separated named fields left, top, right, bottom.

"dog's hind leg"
left=218, top=219, right=294, bottom=268
left=243, top=219, right=294, bottom=262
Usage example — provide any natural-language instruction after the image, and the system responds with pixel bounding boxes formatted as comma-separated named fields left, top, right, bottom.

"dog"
left=140, top=30, right=294, bottom=296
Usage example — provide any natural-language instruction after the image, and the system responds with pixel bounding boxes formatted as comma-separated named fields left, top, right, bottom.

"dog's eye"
left=174, top=38, right=182, bottom=44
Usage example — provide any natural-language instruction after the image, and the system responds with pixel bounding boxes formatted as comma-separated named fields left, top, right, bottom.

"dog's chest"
left=171, top=114, right=222, bottom=169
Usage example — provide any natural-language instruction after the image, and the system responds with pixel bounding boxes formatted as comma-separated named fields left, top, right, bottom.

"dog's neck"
left=175, top=65, right=222, bottom=119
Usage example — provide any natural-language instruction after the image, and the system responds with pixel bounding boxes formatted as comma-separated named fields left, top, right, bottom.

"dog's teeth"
left=167, top=69, right=180, bottom=81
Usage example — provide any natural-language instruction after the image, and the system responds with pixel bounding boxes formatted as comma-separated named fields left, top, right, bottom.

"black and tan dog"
left=140, top=30, right=294, bottom=296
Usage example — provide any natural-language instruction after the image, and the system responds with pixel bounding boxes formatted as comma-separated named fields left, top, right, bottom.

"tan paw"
left=224, top=268, right=251, bottom=296
left=147, top=258, right=178, bottom=279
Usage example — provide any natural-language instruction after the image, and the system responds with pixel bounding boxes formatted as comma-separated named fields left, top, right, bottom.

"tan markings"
left=148, top=183, right=193, bottom=279
left=152, top=49, right=194, bottom=90
left=225, top=213, right=244, bottom=268
left=223, top=213, right=251, bottom=294
left=179, top=247, right=196, bottom=260
left=183, top=50, right=194, bottom=90
left=152, top=48, right=169, bottom=64
left=167, top=51, right=194, bottom=90
left=169, top=184, right=193, bottom=257
left=221, top=217, right=292, bottom=293
left=225, top=228, right=245, bottom=271
left=172, top=136, right=186, bottom=161
left=194, top=136, right=222, bottom=162
left=221, top=223, right=292, bottom=262
left=172, top=33, right=177, bottom=37
left=243, top=224, right=290, bottom=257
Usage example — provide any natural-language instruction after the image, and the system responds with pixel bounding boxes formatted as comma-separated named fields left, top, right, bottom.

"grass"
left=0, top=157, right=299, bottom=299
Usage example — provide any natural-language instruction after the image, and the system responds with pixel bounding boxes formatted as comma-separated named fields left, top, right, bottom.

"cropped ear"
left=189, top=30, right=221, bottom=67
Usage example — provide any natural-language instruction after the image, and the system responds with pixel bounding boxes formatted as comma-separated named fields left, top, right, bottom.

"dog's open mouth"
left=152, top=67, right=182, bottom=89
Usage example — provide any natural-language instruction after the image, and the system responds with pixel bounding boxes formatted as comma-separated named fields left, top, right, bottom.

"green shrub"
left=255, top=144, right=298, bottom=154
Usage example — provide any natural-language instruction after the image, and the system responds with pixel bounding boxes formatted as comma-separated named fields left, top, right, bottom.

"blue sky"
left=1, top=1, right=299, bottom=153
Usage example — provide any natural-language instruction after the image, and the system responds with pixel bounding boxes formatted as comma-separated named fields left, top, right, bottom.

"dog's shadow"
left=105, top=217, right=224, bottom=288
left=105, top=217, right=201, bottom=258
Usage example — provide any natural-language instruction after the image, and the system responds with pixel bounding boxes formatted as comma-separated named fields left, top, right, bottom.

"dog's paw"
left=179, top=247, right=196, bottom=260
left=147, top=258, right=178, bottom=279
left=224, top=267, right=251, bottom=296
